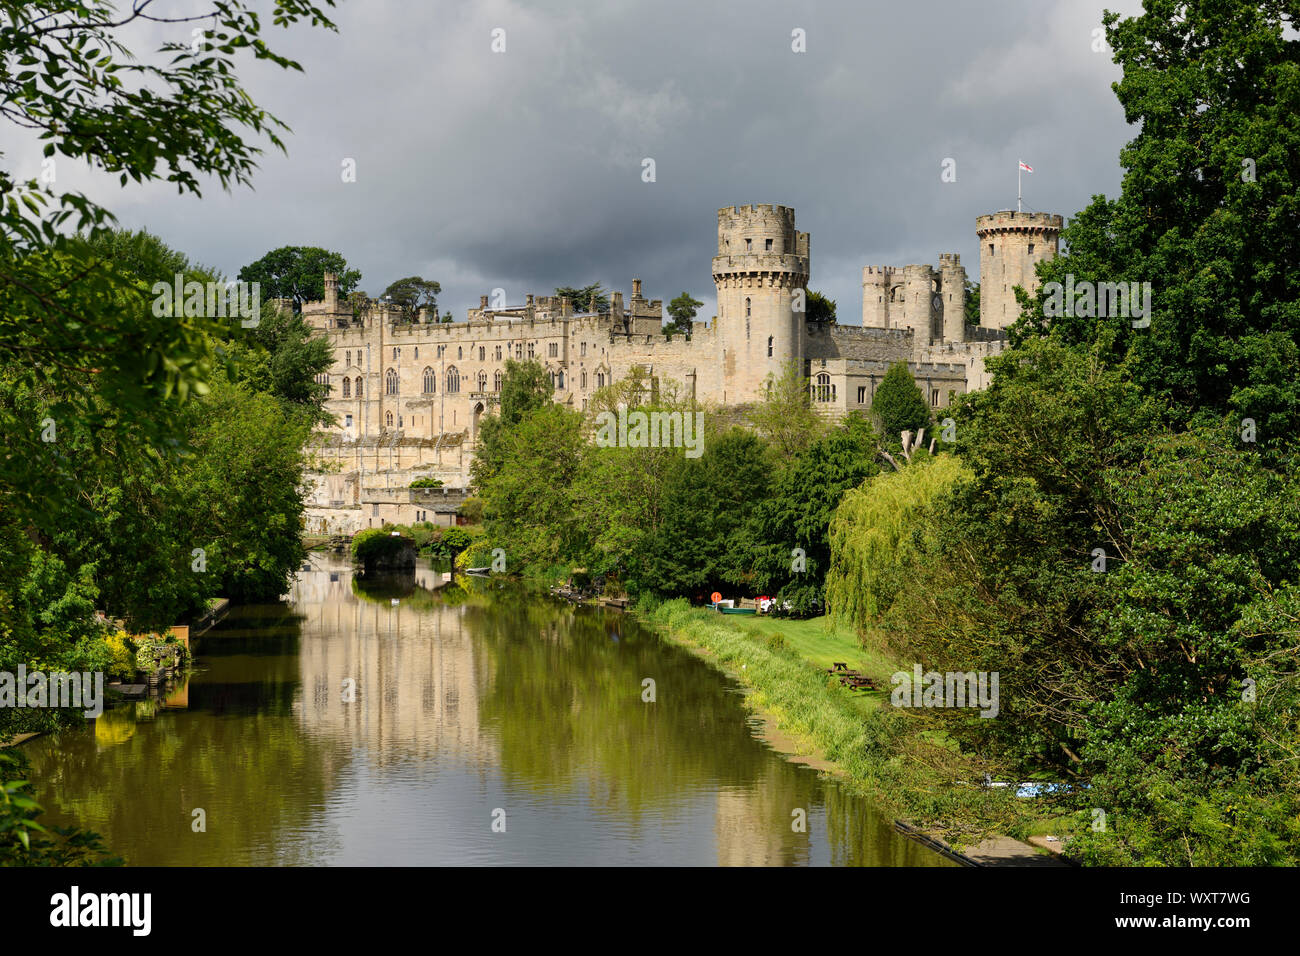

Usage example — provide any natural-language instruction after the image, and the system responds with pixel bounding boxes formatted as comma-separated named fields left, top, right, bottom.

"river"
left=23, top=554, right=954, bottom=866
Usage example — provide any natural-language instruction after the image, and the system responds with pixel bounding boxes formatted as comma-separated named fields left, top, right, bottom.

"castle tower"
left=938, top=253, right=967, bottom=343
left=975, top=211, right=1062, bottom=329
left=712, top=204, right=810, bottom=403
left=323, top=272, right=339, bottom=313
left=861, top=266, right=895, bottom=328
left=901, top=264, right=937, bottom=341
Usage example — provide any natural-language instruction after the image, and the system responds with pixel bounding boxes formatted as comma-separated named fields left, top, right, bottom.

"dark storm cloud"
left=30, top=0, right=1144, bottom=323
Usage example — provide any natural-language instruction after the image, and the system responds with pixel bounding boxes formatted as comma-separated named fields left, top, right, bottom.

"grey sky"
left=17, top=0, right=1145, bottom=324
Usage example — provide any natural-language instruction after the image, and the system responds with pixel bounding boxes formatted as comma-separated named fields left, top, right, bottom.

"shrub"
left=409, top=477, right=443, bottom=488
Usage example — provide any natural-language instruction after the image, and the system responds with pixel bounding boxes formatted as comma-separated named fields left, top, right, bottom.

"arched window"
left=557, top=370, right=565, bottom=390
left=355, top=377, right=363, bottom=398
left=479, top=346, right=485, bottom=360
left=342, top=377, right=350, bottom=398
left=385, top=368, right=398, bottom=395
left=494, top=370, right=503, bottom=392
left=385, top=411, right=393, bottom=427
left=446, top=366, right=460, bottom=394
left=745, top=297, right=751, bottom=317
left=767, top=336, right=773, bottom=357
left=457, top=347, right=463, bottom=360
left=423, top=367, right=435, bottom=394
left=596, top=370, right=606, bottom=389
left=477, top=370, right=488, bottom=392
left=813, top=372, right=833, bottom=403
left=581, top=370, right=587, bottom=389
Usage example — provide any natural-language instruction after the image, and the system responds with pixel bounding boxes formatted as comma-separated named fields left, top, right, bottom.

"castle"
left=301, top=204, right=1062, bottom=533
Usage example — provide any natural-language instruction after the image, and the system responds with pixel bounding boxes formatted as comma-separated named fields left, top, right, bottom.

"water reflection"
left=23, top=556, right=954, bottom=867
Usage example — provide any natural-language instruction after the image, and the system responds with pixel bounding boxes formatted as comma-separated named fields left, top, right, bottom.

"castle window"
left=765, top=238, right=772, bottom=251
left=745, top=238, right=752, bottom=252
left=857, top=386, right=866, bottom=404
left=931, top=390, right=940, bottom=406
left=1027, top=243, right=1035, bottom=255
left=345, top=414, right=353, bottom=428
left=437, top=345, right=446, bottom=359
left=458, top=347, right=463, bottom=360
left=355, top=377, right=363, bottom=398
left=813, top=372, right=833, bottom=403
left=385, top=368, right=399, bottom=395
left=385, top=411, right=393, bottom=427
left=596, top=371, right=606, bottom=388
left=494, top=370, right=503, bottom=392
left=516, top=343, right=522, bottom=359
left=528, top=342, right=535, bottom=359
left=745, top=297, right=751, bottom=317
left=446, top=366, right=460, bottom=394
left=581, top=342, right=587, bottom=357
left=423, top=367, right=436, bottom=394
left=479, top=346, right=485, bottom=360
left=581, top=370, right=587, bottom=389
left=477, top=370, right=488, bottom=392
left=342, top=378, right=351, bottom=398
left=557, top=370, right=564, bottom=389
left=414, top=347, right=419, bottom=359
left=495, top=346, right=502, bottom=360
left=345, top=350, right=351, bottom=368
left=989, top=244, right=995, bottom=256
left=768, top=336, right=773, bottom=357
left=393, top=347, right=399, bottom=360
left=549, top=342, right=558, bottom=358
left=746, top=316, right=750, bottom=339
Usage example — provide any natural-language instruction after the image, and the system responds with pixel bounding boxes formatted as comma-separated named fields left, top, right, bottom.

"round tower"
left=938, top=253, right=967, bottom=343
left=975, top=210, right=1062, bottom=329
left=712, top=204, right=810, bottom=403
left=861, top=266, right=894, bottom=328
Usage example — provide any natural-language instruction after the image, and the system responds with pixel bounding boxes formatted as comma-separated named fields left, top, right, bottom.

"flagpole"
left=1018, top=160, right=1022, bottom=213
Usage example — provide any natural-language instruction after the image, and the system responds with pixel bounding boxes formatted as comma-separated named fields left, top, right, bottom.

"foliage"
left=238, top=246, right=360, bottom=313
left=731, top=415, right=880, bottom=614
left=964, top=281, right=980, bottom=326
left=554, top=283, right=608, bottom=313
left=748, top=362, right=826, bottom=460
left=1017, top=0, right=1300, bottom=455
left=870, top=361, right=932, bottom=441
left=826, top=454, right=972, bottom=632
left=646, top=429, right=772, bottom=598
left=664, top=292, right=702, bottom=337
left=350, top=528, right=414, bottom=565
left=381, top=276, right=441, bottom=320
left=0, top=749, right=121, bottom=866
left=805, top=289, right=836, bottom=324
left=409, top=477, right=444, bottom=488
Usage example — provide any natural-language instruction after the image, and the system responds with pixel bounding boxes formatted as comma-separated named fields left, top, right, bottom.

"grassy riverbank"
left=635, top=598, right=1066, bottom=853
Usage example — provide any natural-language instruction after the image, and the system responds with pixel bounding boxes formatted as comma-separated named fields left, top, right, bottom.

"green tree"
left=381, top=276, right=441, bottom=321
left=731, top=415, right=879, bottom=615
left=1020, top=0, right=1300, bottom=453
left=238, top=246, right=361, bottom=313
left=805, top=289, right=836, bottom=324
left=664, top=292, right=703, bottom=337
left=647, top=429, right=772, bottom=598
left=555, top=283, right=608, bottom=313
left=472, top=360, right=558, bottom=488
left=749, top=363, right=826, bottom=459
left=870, top=361, right=932, bottom=441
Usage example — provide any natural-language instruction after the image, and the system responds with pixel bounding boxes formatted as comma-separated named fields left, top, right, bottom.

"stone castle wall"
left=300, top=202, right=1057, bottom=530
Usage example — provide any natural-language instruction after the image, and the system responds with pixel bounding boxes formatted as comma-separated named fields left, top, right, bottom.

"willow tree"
left=825, top=454, right=970, bottom=636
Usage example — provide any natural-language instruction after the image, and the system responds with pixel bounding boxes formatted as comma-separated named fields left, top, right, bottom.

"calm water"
left=25, top=555, right=953, bottom=866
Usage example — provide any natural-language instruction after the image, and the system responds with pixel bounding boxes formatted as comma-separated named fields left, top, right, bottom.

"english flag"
left=1019, top=161, right=1034, bottom=173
